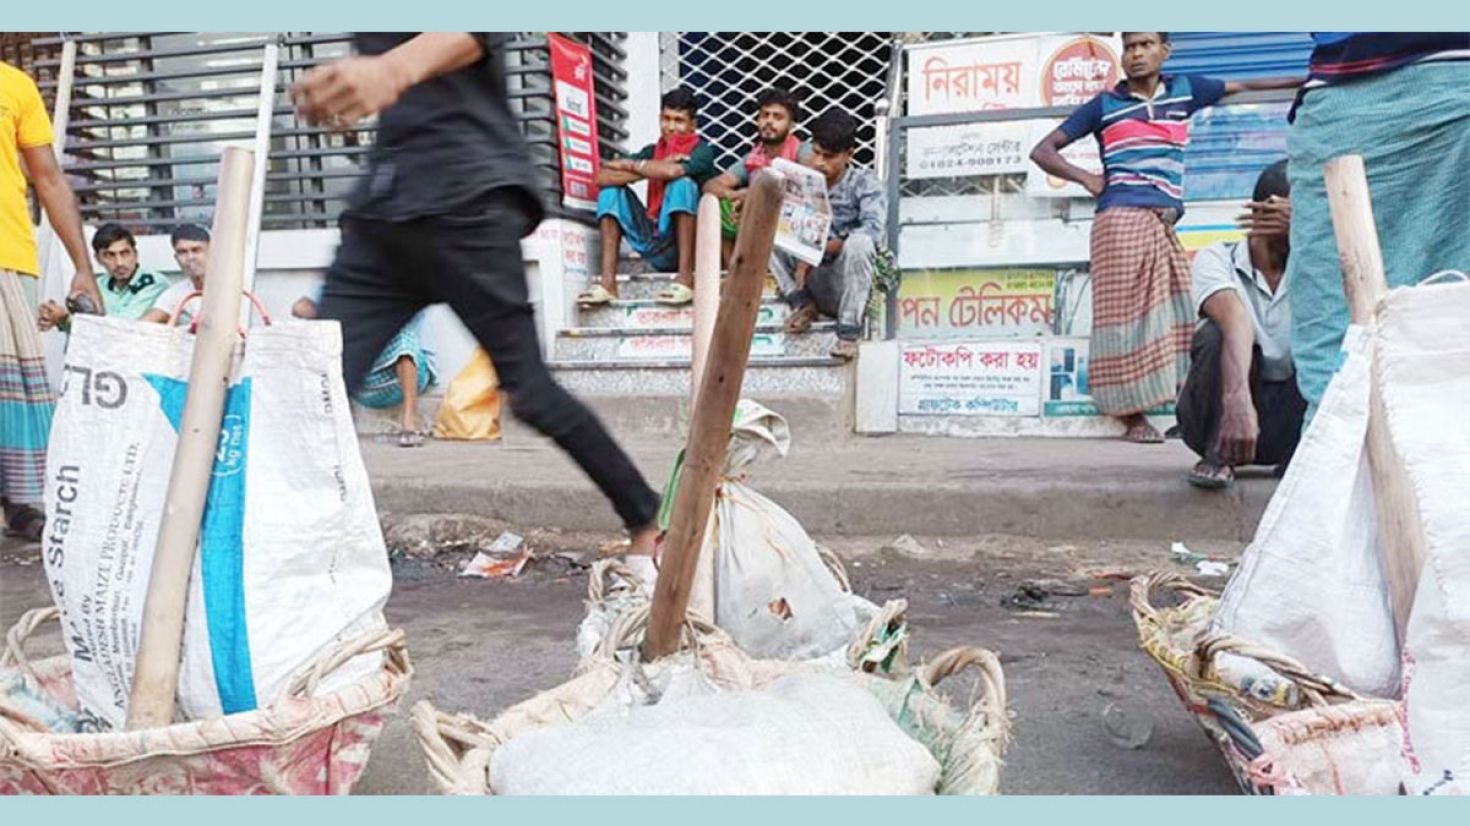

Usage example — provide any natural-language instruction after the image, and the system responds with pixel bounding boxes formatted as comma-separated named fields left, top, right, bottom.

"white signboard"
left=771, top=157, right=832, bottom=266
left=905, top=121, right=1031, bottom=179
left=906, top=33, right=1120, bottom=118
left=906, top=34, right=1038, bottom=116
left=1025, top=119, right=1105, bottom=198
left=900, top=340, right=1044, bottom=416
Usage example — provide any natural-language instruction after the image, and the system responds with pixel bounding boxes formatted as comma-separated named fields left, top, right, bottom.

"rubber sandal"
left=1185, top=462, right=1235, bottom=489
left=655, top=283, right=694, bottom=306
left=576, top=284, right=616, bottom=306
left=397, top=429, right=425, bottom=448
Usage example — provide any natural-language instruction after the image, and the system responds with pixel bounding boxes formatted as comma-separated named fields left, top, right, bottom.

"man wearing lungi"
left=1030, top=32, right=1300, bottom=443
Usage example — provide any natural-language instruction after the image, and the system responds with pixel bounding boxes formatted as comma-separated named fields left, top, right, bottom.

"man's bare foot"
left=1121, top=414, right=1164, bottom=444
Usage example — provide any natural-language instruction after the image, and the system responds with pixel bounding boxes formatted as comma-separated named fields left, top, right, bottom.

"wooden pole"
left=689, top=193, right=722, bottom=405
left=126, top=147, right=254, bottom=729
left=1323, top=154, right=1426, bottom=646
left=644, top=171, right=783, bottom=660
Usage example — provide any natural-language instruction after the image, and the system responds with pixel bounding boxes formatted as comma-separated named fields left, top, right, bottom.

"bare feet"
left=1121, top=414, right=1164, bottom=444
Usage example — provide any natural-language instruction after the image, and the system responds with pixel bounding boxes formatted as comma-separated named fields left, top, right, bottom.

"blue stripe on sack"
left=144, top=374, right=258, bottom=714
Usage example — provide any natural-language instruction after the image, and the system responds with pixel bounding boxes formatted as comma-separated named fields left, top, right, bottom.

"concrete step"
left=586, top=272, right=782, bottom=302
left=574, top=297, right=788, bottom=329
left=553, top=324, right=838, bottom=362
left=548, top=356, right=848, bottom=397
left=361, top=436, right=1277, bottom=541
left=498, top=393, right=853, bottom=445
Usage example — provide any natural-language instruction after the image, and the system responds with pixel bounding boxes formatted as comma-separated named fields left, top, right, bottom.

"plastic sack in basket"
left=1130, top=572, right=1398, bottom=794
left=413, top=597, right=1007, bottom=795
left=0, top=607, right=411, bottom=795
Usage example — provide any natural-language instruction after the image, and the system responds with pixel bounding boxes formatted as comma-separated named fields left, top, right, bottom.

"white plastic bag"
left=488, top=672, right=941, bottom=795
left=42, top=316, right=391, bottom=729
left=708, top=401, right=873, bottom=660
left=1214, top=325, right=1399, bottom=697
left=1377, top=280, right=1470, bottom=795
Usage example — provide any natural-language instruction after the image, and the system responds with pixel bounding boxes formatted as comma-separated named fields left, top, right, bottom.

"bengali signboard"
left=896, top=269, right=1057, bottom=340
left=900, top=340, right=1044, bottom=417
left=549, top=33, right=601, bottom=211
left=905, top=121, right=1030, bottom=180
left=906, top=33, right=1120, bottom=117
left=1038, top=34, right=1121, bottom=107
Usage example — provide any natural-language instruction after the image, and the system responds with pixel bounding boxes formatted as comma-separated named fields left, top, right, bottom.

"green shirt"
left=97, top=269, right=173, bottom=320
left=630, top=139, right=719, bottom=187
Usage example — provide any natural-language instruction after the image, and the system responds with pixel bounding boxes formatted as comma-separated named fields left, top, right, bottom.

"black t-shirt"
left=345, top=33, right=544, bottom=229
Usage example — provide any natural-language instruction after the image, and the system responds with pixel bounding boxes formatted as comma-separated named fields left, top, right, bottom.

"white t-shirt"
left=1189, top=241, right=1293, bottom=383
left=151, top=278, right=203, bottom=325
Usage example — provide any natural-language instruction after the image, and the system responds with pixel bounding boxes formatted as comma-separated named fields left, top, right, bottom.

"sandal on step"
left=397, top=429, right=425, bottom=448
left=576, top=284, right=617, bottom=306
left=1185, top=461, right=1235, bottom=489
left=655, top=283, right=694, bottom=306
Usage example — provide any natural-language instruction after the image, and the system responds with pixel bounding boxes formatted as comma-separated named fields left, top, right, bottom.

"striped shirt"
left=1059, top=74, right=1226, bottom=214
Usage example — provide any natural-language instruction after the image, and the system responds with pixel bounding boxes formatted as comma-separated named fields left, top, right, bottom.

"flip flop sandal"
left=397, top=429, right=425, bottom=448
left=1186, top=463, right=1235, bottom=489
left=655, top=283, right=694, bottom=306
left=576, top=284, right=617, bottom=306
left=5, top=505, right=45, bottom=542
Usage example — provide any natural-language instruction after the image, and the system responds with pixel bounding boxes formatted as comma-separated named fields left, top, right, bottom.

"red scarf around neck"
left=743, top=134, right=801, bottom=177
left=645, top=132, right=702, bottom=220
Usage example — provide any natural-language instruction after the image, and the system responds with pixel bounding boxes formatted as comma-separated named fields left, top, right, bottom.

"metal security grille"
left=18, top=32, right=628, bottom=232
left=660, top=32, right=902, bottom=170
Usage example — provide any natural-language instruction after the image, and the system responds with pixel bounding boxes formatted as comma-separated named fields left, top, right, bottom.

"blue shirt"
left=1059, top=74, right=1227, bottom=214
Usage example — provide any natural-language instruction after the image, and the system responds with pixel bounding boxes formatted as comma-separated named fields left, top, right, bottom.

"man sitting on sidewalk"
left=141, top=223, right=211, bottom=325
left=702, top=87, right=813, bottom=271
left=38, top=223, right=171, bottom=330
left=579, top=86, right=717, bottom=307
left=1177, top=160, right=1304, bottom=489
left=773, top=110, right=886, bottom=361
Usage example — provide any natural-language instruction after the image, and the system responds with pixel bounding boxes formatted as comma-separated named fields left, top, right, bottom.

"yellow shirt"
left=1, top=62, right=54, bottom=277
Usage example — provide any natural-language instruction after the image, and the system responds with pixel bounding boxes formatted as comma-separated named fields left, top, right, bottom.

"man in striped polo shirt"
left=1031, top=32, right=1300, bottom=443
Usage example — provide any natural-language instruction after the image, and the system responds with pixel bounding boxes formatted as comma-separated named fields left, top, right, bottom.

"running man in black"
left=292, top=33, right=661, bottom=564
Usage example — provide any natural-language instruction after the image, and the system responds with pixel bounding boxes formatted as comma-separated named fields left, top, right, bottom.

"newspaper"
left=770, top=157, right=832, bottom=266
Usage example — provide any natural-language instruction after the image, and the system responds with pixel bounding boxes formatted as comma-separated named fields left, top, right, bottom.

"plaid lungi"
left=1087, top=208, right=1195, bottom=416
left=0, top=270, right=55, bottom=506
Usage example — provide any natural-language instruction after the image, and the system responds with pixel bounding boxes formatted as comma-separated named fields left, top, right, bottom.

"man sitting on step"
left=702, top=86, right=813, bottom=273
left=773, top=110, right=887, bottom=361
left=579, top=86, right=717, bottom=308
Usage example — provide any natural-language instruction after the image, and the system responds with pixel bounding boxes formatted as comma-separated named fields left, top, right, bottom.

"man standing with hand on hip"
left=291, top=34, right=662, bottom=577
left=1030, top=32, right=1300, bottom=444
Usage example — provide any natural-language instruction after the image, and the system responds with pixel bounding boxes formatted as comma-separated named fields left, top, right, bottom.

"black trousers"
left=318, top=189, right=661, bottom=530
left=1176, top=319, right=1307, bottom=467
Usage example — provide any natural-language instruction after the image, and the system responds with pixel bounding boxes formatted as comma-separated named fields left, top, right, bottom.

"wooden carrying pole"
left=1323, top=154, right=1427, bottom=646
left=644, top=171, right=784, bottom=660
left=689, top=193, right=722, bottom=405
left=126, top=147, right=254, bottom=729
